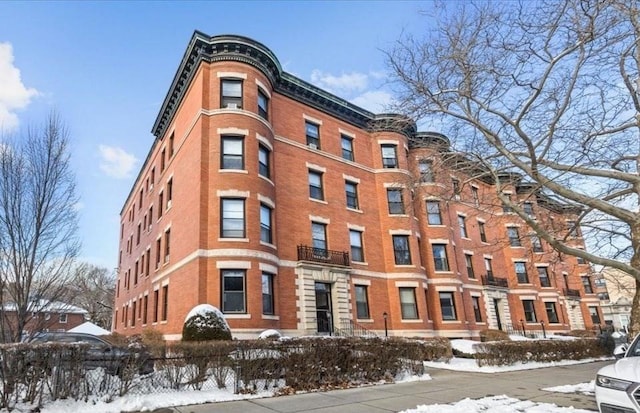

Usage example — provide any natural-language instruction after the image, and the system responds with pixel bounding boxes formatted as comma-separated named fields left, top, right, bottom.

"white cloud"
left=0, top=42, right=38, bottom=132
left=98, top=145, right=137, bottom=179
left=310, top=70, right=369, bottom=95
left=350, top=90, right=395, bottom=113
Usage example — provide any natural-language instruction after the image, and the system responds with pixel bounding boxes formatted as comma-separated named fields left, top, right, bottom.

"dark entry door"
left=315, top=282, right=333, bottom=334
left=493, top=298, right=503, bottom=331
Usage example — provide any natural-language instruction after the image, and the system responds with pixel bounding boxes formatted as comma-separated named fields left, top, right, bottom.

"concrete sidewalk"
left=155, top=360, right=609, bottom=413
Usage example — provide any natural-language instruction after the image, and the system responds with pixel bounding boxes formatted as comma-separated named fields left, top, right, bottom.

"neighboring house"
left=114, top=33, right=603, bottom=340
left=1, top=300, right=89, bottom=341
left=599, top=268, right=634, bottom=332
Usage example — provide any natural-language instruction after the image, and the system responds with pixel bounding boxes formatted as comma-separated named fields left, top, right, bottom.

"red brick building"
left=113, top=33, right=602, bottom=340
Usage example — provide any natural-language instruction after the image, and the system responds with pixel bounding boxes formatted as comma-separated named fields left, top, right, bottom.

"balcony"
left=481, top=275, right=509, bottom=288
left=564, top=288, right=581, bottom=298
left=297, top=245, right=350, bottom=267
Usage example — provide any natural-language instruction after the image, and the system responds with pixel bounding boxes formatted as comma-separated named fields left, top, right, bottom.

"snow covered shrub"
left=258, top=329, right=282, bottom=340
left=479, top=329, right=510, bottom=342
left=182, top=304, right=232, bottom=341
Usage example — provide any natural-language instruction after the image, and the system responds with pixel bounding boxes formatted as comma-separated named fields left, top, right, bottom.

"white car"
left=596, top=333, right=640, bottom=413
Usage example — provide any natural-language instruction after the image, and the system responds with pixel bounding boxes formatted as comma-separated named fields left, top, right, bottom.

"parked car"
left=596, top=333, right=640, bottom=413
left=30, top=332, right=154, bottom=376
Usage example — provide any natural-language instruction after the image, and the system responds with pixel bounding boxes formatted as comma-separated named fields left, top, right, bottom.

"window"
left=164, top=229, right=170, bottom=263
left=59, top=313, right=68, bottom=324
left=465, top=254, right=475, bottom=278
left=502, top=193, right=513, bottom=213
left=134, top=261, right=139, bottom=284
left=566, top=220, right=580, bottom=237
left=161, top=148, right=166, bottom=172
left=589, top=306, right=601, bottom=324
left=472, top=297, right=482, bottom=322
left=522, top=300, right=537, bottom=322
left=582, top=276, right=593, bottom=294
left=145, top=249, right=150, bottom=276
left=131, top=301, right=136, bottom=326
left=258, top=89, right=268, bottom=120
left=258, top=144, right=270, bottom=178
left=221, top=198, right=245, bottom=238
left=222, top=270, right=246, bottom=313
left=350, top=230, right=364, bottom=262
left=136, top=224, right=141, bottom=245
left=139, top=189, right=143, bottom=210
left=419, top=159, right=434, bottom=182
left=143, top=295, right=148, bottom=324
left=458, top=215, right=468, bottom=238
left=148, top=206, right=153, bottom=228
left=515, top=262, right=529, bottom=284
left=169, top=132, right=175, bottom=157
left=452, top=179, right=460, bottom=200
left=471, top=187, right=479, bottom=206
left=150, top=167, right=155, bottom=189
left=262, top=272, right=274, bottom=315
left=162, top=285, right=168, bottom=321
left=439, top=292, right=457, bottom=320
left=305, top=121, right=320, bottom=149
left=311, top=222, right=327, bottom=254
left=507, top=227, right=521, bottom=247
left=345, top=181, right=359, bottom=209
left=399, top=287, right=418, bottom=319
left=221, top=136, right=244, bottom=169
left=153, top=289, right=159, bottom=323
left=155, top=238, right=161, bottom=269
left=140, top=254, right=145, bottom=277
left=577, top=255, right=586, bottom=265
left=392, top=235, right=411, bottom=265
left=479, top=222, right=487, bottom=242
left=221, top=79, right=242, bottom=108
left=260, top=204, right=272, bottom=244
left=308, top=170, right=324, bottom=200
left=484, top=258, right=494, bottom=278
left=167, top=178, right=173, bottom=209
left=355, top=285, right=370, bottom=319
left=381, top=144, right=398, bottom=168
left=158, top=192, right=163, bottom=219
left=387, top=189, right=404, bottom=214
left=545, top=302, right=559, bottom=323
left=532, top=236, right=543, bottom=252
left=426, top=201, right=442, bottom=225
left=432, top=244, right=450, bottom=271
left=538, top=267, right=551, bottom=287
left=523, top=202, right=534, bottom=217
left=341, top=135, right=354, bottom=161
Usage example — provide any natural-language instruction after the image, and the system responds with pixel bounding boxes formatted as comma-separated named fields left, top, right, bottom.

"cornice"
left=151, top=32, right=402, bottom=139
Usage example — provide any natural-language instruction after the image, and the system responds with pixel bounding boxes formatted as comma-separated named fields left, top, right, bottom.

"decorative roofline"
left=151, top=32, right=392, bottom=139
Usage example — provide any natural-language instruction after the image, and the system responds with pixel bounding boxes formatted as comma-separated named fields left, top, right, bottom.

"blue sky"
left=0, top=1, right=429, bottom=270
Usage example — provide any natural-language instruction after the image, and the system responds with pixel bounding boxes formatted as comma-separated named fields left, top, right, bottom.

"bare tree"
left=386, top=0, right=640, bottom=331
left=0, top=113, right=80, bottom=342
left=68, top=262, right=115, bottom=330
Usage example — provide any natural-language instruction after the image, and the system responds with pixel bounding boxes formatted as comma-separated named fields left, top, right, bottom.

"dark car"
left=30, top=332, right=154, bottom=376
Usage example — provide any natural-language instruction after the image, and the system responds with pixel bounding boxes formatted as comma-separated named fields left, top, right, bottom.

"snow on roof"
left=68, top=321, right=110, bottom=336
left=2, top=299, right=88, bottom=314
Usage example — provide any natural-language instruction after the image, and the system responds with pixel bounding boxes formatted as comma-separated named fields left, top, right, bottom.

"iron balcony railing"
left=564, top=288, right=581, bottom=298
left=297, top=245, right=350, bottom=267
left=481, top=274, right=509, bottom=288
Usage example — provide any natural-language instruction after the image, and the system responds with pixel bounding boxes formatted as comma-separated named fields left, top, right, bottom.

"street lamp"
left=383, top=312, right=388, bottom=338
left=520, top=319, right=526, bottom=337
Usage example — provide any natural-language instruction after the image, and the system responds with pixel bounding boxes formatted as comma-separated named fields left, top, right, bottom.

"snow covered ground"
left=28, top=337, right=605, bottom=413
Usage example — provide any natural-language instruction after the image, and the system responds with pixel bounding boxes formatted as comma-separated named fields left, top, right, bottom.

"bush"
left=480, top=329, right=510, bottom=342
left=182, top=304, right=232, bottom=342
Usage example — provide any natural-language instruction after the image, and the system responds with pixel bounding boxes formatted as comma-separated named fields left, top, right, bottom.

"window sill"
left=351, top=261, right=368, bottom=266
left=262, top=315, right=279, bottom=320
left=394, top=264, right=415, bottom=268
left=346, top=207, right=363, bottom=213
left=260, top=241, right=277, bottom=249
left=224, top=313, right=251, bottom=319
left=356, top=318, right=373, bottom=323
left=388, top=214, right=409, bottom=217
left=218, top=238, right=249, bottom=242
left=401, top=319, right=423, bottom=323
left=434, top=270, right=454, bottom=274
left=219, top=169, right=248, bottom=174
left=259, top=175, right=274, bottom=186
left=441, top=320, right=459, bottom=323
left=310, top=198, right=328, bottom=204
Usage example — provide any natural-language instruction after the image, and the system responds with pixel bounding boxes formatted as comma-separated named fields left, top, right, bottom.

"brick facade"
left=113, top=33, right=602, bottom=340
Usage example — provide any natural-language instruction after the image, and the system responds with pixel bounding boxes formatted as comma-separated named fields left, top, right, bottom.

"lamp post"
left=383, top=312, right=388, bottom=338
left=540, top=320, right=546, bottom=339
left=520, top=319, right=526, bottom=337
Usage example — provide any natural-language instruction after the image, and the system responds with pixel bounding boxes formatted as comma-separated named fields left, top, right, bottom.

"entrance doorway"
left=493, top=298, right=503, bottom=331
left=315, top=282, right=333, bottom=334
